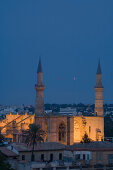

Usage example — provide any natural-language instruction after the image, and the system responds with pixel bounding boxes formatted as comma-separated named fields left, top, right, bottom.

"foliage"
left=0, top=152, right=14, bottom=170
left=81, top=133, right=92, bottom=143
left=25, top=124, right=45, bottom=145
left=104, top=115, right=113, bottom=137
left=24, top=124, right=45, bottom=161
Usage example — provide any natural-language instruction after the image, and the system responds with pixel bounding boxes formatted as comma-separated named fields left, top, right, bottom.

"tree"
left=0, top=152, right=14, bottom=170
left=81, top=133, right=92, bottom=143
left=104, top=115, right=113, bottom=137
left=24, top=124, right=45, bottom=161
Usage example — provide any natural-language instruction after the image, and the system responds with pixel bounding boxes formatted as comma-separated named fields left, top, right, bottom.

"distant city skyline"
left=0, top=0, right=113, bottom=105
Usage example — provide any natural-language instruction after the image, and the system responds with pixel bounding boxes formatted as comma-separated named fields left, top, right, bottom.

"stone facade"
left=38, top=115, right=104, bottom=145
left=34, top=60, right=104, bottom=144
left=35, top=58, right=45, bottom=117
left=95, top=61, right=104, bottom=117
left=0, top=113, right=35, bottom=142
left=0, top=114, right=104, bottom=144
left=0, top=59, right=104, bottom=144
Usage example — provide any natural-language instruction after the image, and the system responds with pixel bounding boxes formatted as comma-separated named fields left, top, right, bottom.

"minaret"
left=35, top=57, right=45, bottom=117
left=94, top=61, right=104, bottom=116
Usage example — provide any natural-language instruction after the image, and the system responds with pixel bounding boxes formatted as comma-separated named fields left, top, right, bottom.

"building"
left=0, top=58, right=104, bottom=144
left=0, top=146, right=18, bottom=169
left=0, top=112, right=35, bottom=143
left=34, top=58, right=104, bottom=144
left=6, top=141, right=113, bottom=170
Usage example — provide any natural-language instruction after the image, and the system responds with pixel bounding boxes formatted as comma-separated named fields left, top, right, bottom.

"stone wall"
left=73, top=116, right=104, bottom=143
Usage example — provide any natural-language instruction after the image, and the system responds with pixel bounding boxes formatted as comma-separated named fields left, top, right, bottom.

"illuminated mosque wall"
left=0, top=59, right=104, bottom=144
left=0, top=113, right=35, bottom=142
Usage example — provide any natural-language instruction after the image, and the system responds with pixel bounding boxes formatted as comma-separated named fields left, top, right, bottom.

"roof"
left=33, top=142, right=66, bottom=151
left=11, top=143, right=30, bottom=152
left=41, top=113, right=95, bottom=118
left=37, top=57, right=43, bottom=73
left=10, top=142, right=113, bottom=153
left=12, top=142, right=66, bottom=152
left=97, top=60, right=102, bottom=74
left=66, top=141, right=113, bottom=151
left=0, top=147, right=17, bottom=157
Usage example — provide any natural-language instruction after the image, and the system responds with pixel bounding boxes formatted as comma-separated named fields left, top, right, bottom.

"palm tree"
left=24, top=124, right=45, bottom=161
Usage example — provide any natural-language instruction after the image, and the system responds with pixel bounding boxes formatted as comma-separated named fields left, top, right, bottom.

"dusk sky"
left=0, top=0, right=113, bottom=105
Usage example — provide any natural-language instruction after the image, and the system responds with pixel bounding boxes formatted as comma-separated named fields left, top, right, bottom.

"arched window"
left=89, top=126, right=91, bottom=133
left=58, top=123, right=66, bottom=142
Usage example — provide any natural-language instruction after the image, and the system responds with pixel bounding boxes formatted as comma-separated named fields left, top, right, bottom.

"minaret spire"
left=35, top=57, right=45, bottom=120
left=95, top=60, right=103, bottom=88
left=96, top=60, right=101, bottom=75
left=37, top=57, right=43, bottom=73
left=94, top=60, right=104, bottom=116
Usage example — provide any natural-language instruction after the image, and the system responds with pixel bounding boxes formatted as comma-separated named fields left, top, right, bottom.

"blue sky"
left=0, top=0, right=113, bottom=105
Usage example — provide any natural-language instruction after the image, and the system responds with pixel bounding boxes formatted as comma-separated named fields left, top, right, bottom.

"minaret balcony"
left=35, top=84, right=45, bottom=91
left=94, top=86, right=104, bottom=90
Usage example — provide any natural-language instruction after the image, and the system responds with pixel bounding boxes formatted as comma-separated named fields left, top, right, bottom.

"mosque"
left=0, top=58, right=104, bottom=145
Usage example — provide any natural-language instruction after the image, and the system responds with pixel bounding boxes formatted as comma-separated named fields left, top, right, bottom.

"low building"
left=6, top=141, right=113, bottom=170
left=0, top=147, right=18, bottom=169
left=66, top=141, right=113, bottom=166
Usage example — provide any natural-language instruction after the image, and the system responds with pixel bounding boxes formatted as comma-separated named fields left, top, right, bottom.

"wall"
left=73, top=116, right=104, bottom=143
left=19, top=150, right=64, bottom=162
left=47, top=116, right=68, bottom=145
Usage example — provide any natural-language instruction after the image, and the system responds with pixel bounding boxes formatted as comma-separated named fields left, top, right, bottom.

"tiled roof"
left=66, top=141, right=113, bottom=151
left=11, top=141, right=113, bottom=153
left=32, top=142, right=66, bottom=151
left=12, top=142, right=65, bottom=152
left=11, top=143, right=30, bottom=152
left=0, top=147, right=17, bottom=157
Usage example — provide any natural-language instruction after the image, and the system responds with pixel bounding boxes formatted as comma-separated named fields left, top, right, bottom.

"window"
left=97, top=152, right=102, bottom=161
left=75, top=154, right=80, bottom=160
left=30, top=118, right=32, bottom=124
left=50, top=154, right=53, bottom=161
left=89, top=126, right=91, bottom=133
left=58, top=123, right=66, bottom=142
left=83, top=154, right=85, bottom=160
left=87, top=154, right=90, bottom=161
left=41, top=154, right=44, bottom=161
left=31, top=154, right=35, bottom=161
left=22, top=155, right=25, bottom=160
left=108, top=154, right=113, bottom=164
left=12, top=121, right=16, bottom=128
left=13, top=134, right=16, bottom=142
left=59, top=153, right=62, bottom=160
left=59, top=132, right=61, bottom=141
